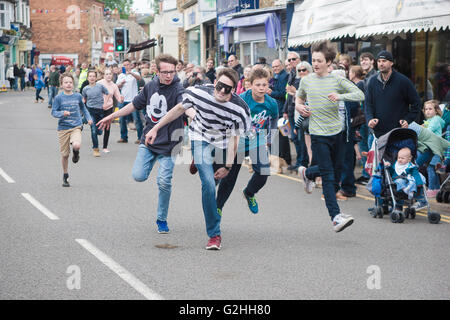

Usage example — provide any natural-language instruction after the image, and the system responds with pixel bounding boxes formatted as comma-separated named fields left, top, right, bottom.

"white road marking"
left=75, top=239, right=164, bottom=300
left=21, top=193, right=60, bottom=220
left=0, top=167, right=15, bottom=183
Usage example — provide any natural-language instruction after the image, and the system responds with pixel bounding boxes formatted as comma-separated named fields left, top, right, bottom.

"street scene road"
left=1, top=91, right=450, bottom=300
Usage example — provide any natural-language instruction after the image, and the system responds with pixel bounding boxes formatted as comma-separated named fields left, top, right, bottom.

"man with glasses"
left=97, top=54, right=186, bottom=234
left=145, top=68, right=251, bottom=250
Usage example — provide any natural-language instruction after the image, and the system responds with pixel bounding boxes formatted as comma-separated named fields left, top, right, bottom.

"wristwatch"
left=224, top=166, right=232, bottom=171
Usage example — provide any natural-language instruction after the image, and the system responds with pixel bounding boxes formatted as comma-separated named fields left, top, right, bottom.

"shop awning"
left=288, top=0, right=358, bottom=47
left=222, top=12, right=281, bottom=53
left=356, top=0, right=450, bottom=38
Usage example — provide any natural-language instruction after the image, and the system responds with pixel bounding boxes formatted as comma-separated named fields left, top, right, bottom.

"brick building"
left=30, top=0, right=104, bottom=67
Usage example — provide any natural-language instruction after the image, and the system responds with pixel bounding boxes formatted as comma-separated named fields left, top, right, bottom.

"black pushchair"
left=368, top=128, right=441, bottom=224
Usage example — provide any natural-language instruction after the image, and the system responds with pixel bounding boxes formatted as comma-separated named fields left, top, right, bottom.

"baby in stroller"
left=369, top=128, right=441, bottom=224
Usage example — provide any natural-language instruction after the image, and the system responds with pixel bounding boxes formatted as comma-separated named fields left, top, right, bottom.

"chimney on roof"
left=111, top=8, right=120, bottom=20
left=129, top=11, right=136, bottom=22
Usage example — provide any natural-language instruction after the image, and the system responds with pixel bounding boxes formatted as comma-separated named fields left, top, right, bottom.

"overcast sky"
left=132, top=0, right=153, bottom=13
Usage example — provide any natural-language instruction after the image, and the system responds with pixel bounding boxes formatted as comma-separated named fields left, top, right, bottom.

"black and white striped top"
left=182, top=85, right=251, bottom=149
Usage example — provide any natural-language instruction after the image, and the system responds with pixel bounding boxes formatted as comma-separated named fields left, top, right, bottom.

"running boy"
left=34, top=74, right=45, bottom=103
left=51, top=73, right=93, bottom=187
left=216, top=68, right=278, bottom=214
left=81, top=70, right=110, bottom=157
left=296, top=40, right=365, bottom=232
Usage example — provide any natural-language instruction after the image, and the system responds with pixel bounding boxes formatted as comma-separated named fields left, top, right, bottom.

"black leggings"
left=102, top=108, right=114, bottom=149
left=35, top=89, right=44, bottom=101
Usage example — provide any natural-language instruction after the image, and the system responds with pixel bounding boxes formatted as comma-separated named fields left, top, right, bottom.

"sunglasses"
left=298, top=68, right=307, bottom=72
left=215, top=81, right=233, bottom=94
left=288, top=57, right=298, bottom=62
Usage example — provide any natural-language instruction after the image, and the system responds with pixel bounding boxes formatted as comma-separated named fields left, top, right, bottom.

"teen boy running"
left=97, top=54, right=185, bottom=234
left=145, top=68, right=251, bottom=250
left=51, top=73, right=93, bottom=187
left=296, top=41, right=364, bottom=232
left=216, top=68, right=278, bottom=214
left=82, top=70, right=110, bottom=157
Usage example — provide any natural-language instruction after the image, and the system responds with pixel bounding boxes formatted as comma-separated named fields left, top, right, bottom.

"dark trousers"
left=339, top=130, right=356, bottom=195
left=102, top=108, right=113, bottom=149
left=216, top=148, right=270, bottom=210
left=35, top=88, right=44, bottom=101
left=305, top=132, right=344, bottom=220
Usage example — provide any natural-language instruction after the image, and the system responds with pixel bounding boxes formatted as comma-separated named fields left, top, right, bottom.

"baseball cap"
left=377, top=50, right=394, bottom=62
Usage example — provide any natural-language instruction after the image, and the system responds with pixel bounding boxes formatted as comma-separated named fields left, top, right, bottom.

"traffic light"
left=114, top=27, right=126, bottom=52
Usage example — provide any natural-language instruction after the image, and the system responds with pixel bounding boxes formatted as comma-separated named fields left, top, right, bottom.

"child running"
left=81, top=70, right=110, bottom=157
left=296, top=40, right=365, bottom=232
left=34, top=74, right=45, bottom=103
left=97, top=68, right=124, bottom=153
left=51, top=73, right=93, bottom=187
left=216, top=68, right=278, bottom=214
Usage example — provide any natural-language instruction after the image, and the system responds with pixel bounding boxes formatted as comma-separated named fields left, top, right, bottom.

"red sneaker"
left=205, top=235, right=221, bottom=250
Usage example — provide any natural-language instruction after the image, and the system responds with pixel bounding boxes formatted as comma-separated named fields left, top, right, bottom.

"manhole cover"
left=155, top=243, right=179, bottom=249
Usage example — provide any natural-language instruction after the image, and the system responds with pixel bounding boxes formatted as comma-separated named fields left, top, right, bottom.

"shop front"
left=289, top=0, right=450, bottom=103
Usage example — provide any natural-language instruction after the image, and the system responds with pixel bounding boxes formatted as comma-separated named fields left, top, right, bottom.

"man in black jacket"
left=227, top=55, right=243, bottom=79
left=365, top=51, right=421, bottom=138
left=13, top=63, right=20, bottom=91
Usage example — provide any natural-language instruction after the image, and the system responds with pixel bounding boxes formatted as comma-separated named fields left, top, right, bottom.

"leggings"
left=102, top=108, right=114, bottom=149
left=35, top=89, right=44, bottom=101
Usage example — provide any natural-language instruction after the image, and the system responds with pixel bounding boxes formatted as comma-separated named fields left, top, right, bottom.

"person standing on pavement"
left=144, top=68, right=251, bottom=250
left=97, top=54, right=186, bottom=234
left=13, top=63, right=20, bottom=91
left=205, top=58, right=216, bottom=84
left=296, top=40, right=365, bottom=233
left=82, top=70, right=110, bottom=157
left=365, top=50, right=421, bottom=139
left=78, top=63, right=89, bottom=92
left=116, top=59, right=143, bottom=144
left=48, top=65, right=60, bottom=109
left=97, top=68, right=124, bottom=153
left=216, top=68, right=278, bottom=215
left=51, top=73, right=93, bottom=187
left=227, top=55, right=244, bottom=79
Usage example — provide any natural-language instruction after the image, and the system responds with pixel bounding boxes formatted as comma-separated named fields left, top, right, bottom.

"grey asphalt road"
left=1, top=90, right=450, bottom=300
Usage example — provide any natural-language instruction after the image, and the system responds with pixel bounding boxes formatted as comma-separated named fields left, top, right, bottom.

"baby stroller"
left=367, top=128, right=441, bottom=224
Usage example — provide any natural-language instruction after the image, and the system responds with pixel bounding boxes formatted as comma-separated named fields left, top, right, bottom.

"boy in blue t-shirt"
left=34, top=74, right=45, bottom=103
left=51, top=73, right=92, bottom=187
left=216, top=68, right=278, bottom=214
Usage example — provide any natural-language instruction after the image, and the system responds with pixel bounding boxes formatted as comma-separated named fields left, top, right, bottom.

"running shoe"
left=72, top=149, right=80, bottom=163
left=243, top=189, right=258, bottom=214
left=298, top=166, right=315, bottom=194
left=332, top=213, right=354, bottom=232
left=156, top=220, right=170, bottom=234
left=205, top=235, right=221, bottom=250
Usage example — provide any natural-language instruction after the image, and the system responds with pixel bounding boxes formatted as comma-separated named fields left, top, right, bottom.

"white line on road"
left=21, top=193, right=60, bottom=220
left=75, top=239, right=164, bottom=300
left=0, top=167, right=15, bottom=183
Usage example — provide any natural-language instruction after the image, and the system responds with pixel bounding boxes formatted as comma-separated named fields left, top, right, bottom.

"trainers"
left=217, top=208, right=222, bottom=216
left=134, top=140, right=140, bottom=144
left=332, top=213, right=354, bottom=232
left=117, top=139, right=128, bottom=143
left=72, top=149, right=80, bottom=163
left=93, top=148, right=101, bottom=157
left=426, top=189, right=439, bottom=198
left=412, top=201, right=427, bottom=211
left=156, top=220, right=170, bottom=234
left=298, top=166, right=315, bottom=194
left=62, top=178, right=70, bottom=187
left=287, top=164, right=299, bottom=171
left=102, top=148, right=110, bottom=153
left=205, top=235, right=221, bottom=250
left=243, top=189, right=258, bottom=214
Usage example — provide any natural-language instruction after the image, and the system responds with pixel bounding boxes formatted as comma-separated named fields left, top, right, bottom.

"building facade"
left=30, top=0, right=104, bottom=67
left=0, top=0, right=32, bottom=88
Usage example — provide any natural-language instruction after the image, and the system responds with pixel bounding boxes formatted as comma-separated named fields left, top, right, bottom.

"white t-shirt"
left=116, top=72, right=140, bottom=102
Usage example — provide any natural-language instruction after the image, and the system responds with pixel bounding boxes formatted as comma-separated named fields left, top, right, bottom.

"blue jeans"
left=88, top=108, right=104, bottom=149
left=358, top=124, right=370, bottom=179
left=119, top=101, right=143, bottom=141
left=48, top=86, right=58, bottom=106
left=417, top=149, right=441, bottom=190
left=305, top=132, right=344, bottom=220
left=132, top=144, right=175, bottom=222
left=191, top=140, right=226, bottom=238
left=14, top=76, right=19, bottom=90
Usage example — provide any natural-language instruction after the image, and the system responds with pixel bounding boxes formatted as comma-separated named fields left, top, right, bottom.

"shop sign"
left=18, top=40, right=32, bottom=51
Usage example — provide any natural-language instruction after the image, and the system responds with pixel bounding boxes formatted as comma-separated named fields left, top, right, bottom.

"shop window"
left=0, top=2, right=8, bottom=29
left=253, top=41, right=279, bottom=65
left=426, top=30, right=450, bottom=103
